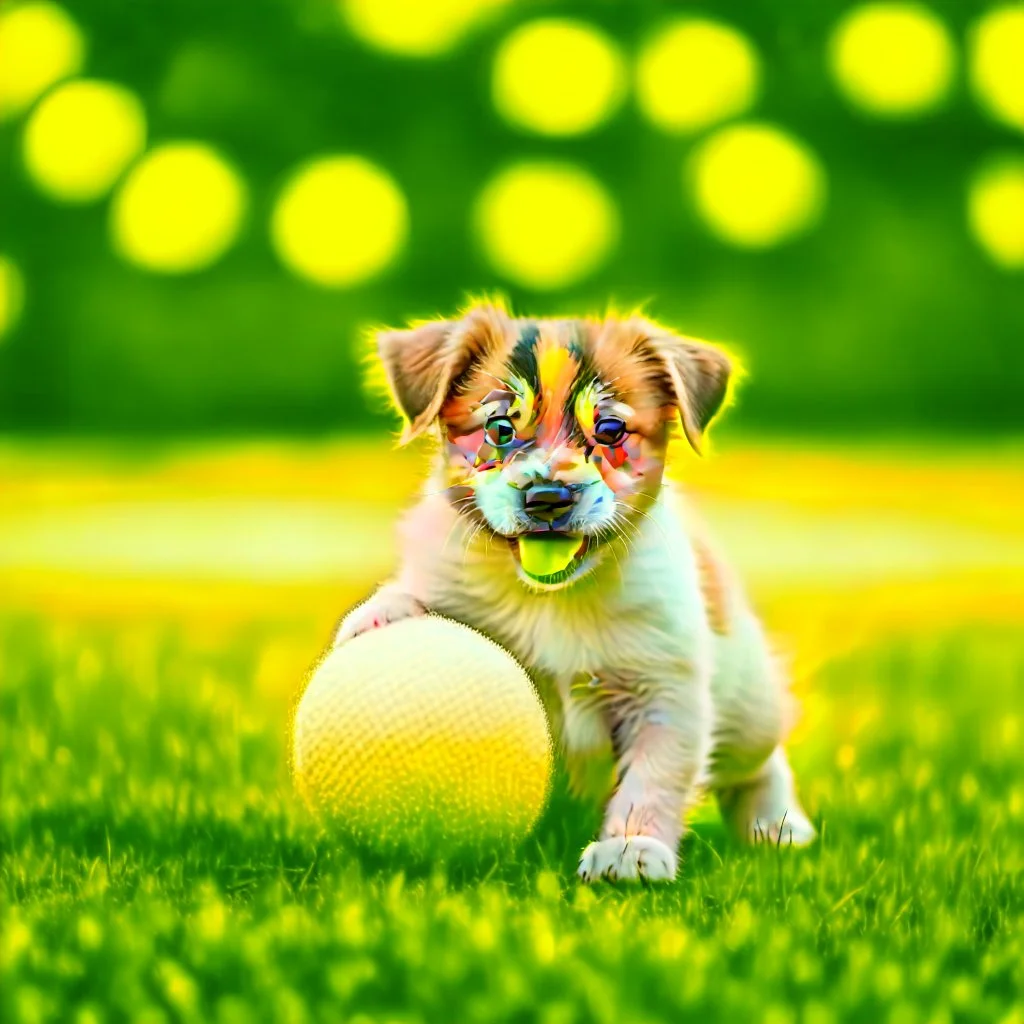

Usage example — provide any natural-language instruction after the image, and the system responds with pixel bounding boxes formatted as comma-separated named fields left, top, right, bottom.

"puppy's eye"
left=484, top=415, right=516, bottom=447
left=592, top=416, right=627, bottom=447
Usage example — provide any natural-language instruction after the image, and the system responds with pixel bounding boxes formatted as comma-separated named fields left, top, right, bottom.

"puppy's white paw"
left=334, top=591, right=426, bottom=647
left=577, top=836, right=678, bottom=883
left=748, top=810, right=817, bottom=848
left=716, top=749, right=817, bottom=850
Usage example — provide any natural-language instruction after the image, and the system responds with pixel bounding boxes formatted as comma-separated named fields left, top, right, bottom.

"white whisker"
left=620, top=499, right=671, bottom=549
left=439, top=502, right=475, bottom=558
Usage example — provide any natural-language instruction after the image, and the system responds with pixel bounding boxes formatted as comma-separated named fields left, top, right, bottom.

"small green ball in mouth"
left=517, top=534, right=587, bottom=582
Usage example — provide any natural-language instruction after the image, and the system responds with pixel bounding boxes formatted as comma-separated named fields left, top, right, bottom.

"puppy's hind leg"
left=715, top=746, right=816, bottom=847
left=708, top=603, right=816, bottom=848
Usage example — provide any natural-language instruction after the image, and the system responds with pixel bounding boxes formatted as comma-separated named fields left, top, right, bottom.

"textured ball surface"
left=292, top=615, right=552, bottom=855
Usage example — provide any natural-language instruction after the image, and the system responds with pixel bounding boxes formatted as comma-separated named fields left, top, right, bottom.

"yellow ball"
left=292, top=615, right=552, bottom=855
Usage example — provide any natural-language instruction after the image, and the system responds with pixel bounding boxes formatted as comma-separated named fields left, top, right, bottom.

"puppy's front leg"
left=333, top=582, right=426, bottom=647
left=578, top=669, right=712, bottom=884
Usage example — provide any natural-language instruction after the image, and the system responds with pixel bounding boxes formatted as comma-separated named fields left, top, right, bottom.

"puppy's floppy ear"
left=377, top=321, right=453, bottom=442
left=647, top=326, right=733, bottom=455
left=377, top=305, right=508, bottom=443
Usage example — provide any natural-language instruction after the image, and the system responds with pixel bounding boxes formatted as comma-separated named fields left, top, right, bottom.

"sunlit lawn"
left=1, top=437, right=1022, bottom=1023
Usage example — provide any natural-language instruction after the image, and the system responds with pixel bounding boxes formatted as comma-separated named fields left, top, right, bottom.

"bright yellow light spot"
left=271, top=156, right=408, bottom=288
left=22, top=79, right=146, bottom=203
left=828, top=3, right=955, bottom=117
left=0, top=2, right=84, bottom=120
left=474, top=162, right=619, bottom=290
left=967, top=155, right=1024, bottom=269
left=110, top=143, right=247, bottom=274
left=689, top=123, right=826, bottom=249
left=636, top=18, right=760, bottom=135
left=0, top=255, right=26, bottom=341
left=969, top=5, right=1024, bottom=132
left=492, top=19, right=626, bottom=136
left=340, top=0, right=507, bottom=57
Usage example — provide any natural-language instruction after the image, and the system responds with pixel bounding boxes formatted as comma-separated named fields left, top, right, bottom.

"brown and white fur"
left=335, top=303, right=816, bottom=882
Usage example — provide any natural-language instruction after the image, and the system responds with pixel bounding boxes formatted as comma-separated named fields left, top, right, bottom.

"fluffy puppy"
left=336, top=303, right=816, bottom=882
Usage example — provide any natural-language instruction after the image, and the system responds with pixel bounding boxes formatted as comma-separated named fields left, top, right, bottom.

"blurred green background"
left=1, top=0, right=1022, bottom=436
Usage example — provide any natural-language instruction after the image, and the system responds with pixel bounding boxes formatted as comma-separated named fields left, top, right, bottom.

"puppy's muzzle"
left=523, top=483, right=576, bottom=527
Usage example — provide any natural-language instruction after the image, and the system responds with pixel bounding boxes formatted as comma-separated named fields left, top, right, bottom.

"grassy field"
left=1, top=440, right=1023, bottom=1023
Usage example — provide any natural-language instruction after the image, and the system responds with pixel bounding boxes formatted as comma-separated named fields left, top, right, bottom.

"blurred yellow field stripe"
left=1, top=440, right=1021, bottom=650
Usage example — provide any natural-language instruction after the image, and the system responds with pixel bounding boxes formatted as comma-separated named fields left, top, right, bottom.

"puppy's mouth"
left=509, top=534, right=593, bottom=590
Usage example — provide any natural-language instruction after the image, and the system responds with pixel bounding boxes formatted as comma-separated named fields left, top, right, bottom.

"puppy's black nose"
left=524, top=483, right=575, bottom=523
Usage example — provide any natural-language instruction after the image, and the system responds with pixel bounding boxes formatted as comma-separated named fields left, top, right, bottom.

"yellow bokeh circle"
left=969, top=6, right=1024, bottom=133
left=110, top=143, right=247, bottom=274
left=636, top=18, right=760, bottom=135
left=492, top=19, right=626, bottom=136
left=0, top=255, right=26, bottom=341
left=340, top=0, right=506, bottom=57
left=828, top=3, right=956, bottom=117
left=23, top=79, right=146, bottom=203
left=0, top=2, right=84, bottom=120
left=271, top=156, right=408, bottom=288
left=474, top=162, right=619, bottom=290
left=967, top=155, right=1024, bottom=269
left=689, top=123, right=827, bottom=249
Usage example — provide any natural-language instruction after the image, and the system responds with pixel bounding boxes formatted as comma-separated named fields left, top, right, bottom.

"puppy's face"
left=378, top=306, right=731, bottom=592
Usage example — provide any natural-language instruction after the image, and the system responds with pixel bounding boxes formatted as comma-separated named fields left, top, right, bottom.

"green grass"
left=2, top=616, right=1022, bottom=1024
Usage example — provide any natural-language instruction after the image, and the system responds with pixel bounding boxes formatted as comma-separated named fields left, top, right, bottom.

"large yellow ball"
left=292, top=615, right=552, bottom=855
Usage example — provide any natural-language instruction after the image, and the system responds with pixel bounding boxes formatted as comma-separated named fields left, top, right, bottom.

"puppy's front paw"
left=334, top=590, right=426, bottom=647
left=577, top=836, right=678, bottom=883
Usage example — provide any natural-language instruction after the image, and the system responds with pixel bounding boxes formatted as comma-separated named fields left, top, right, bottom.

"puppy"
left=336, top=303, right=816, bottom=882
